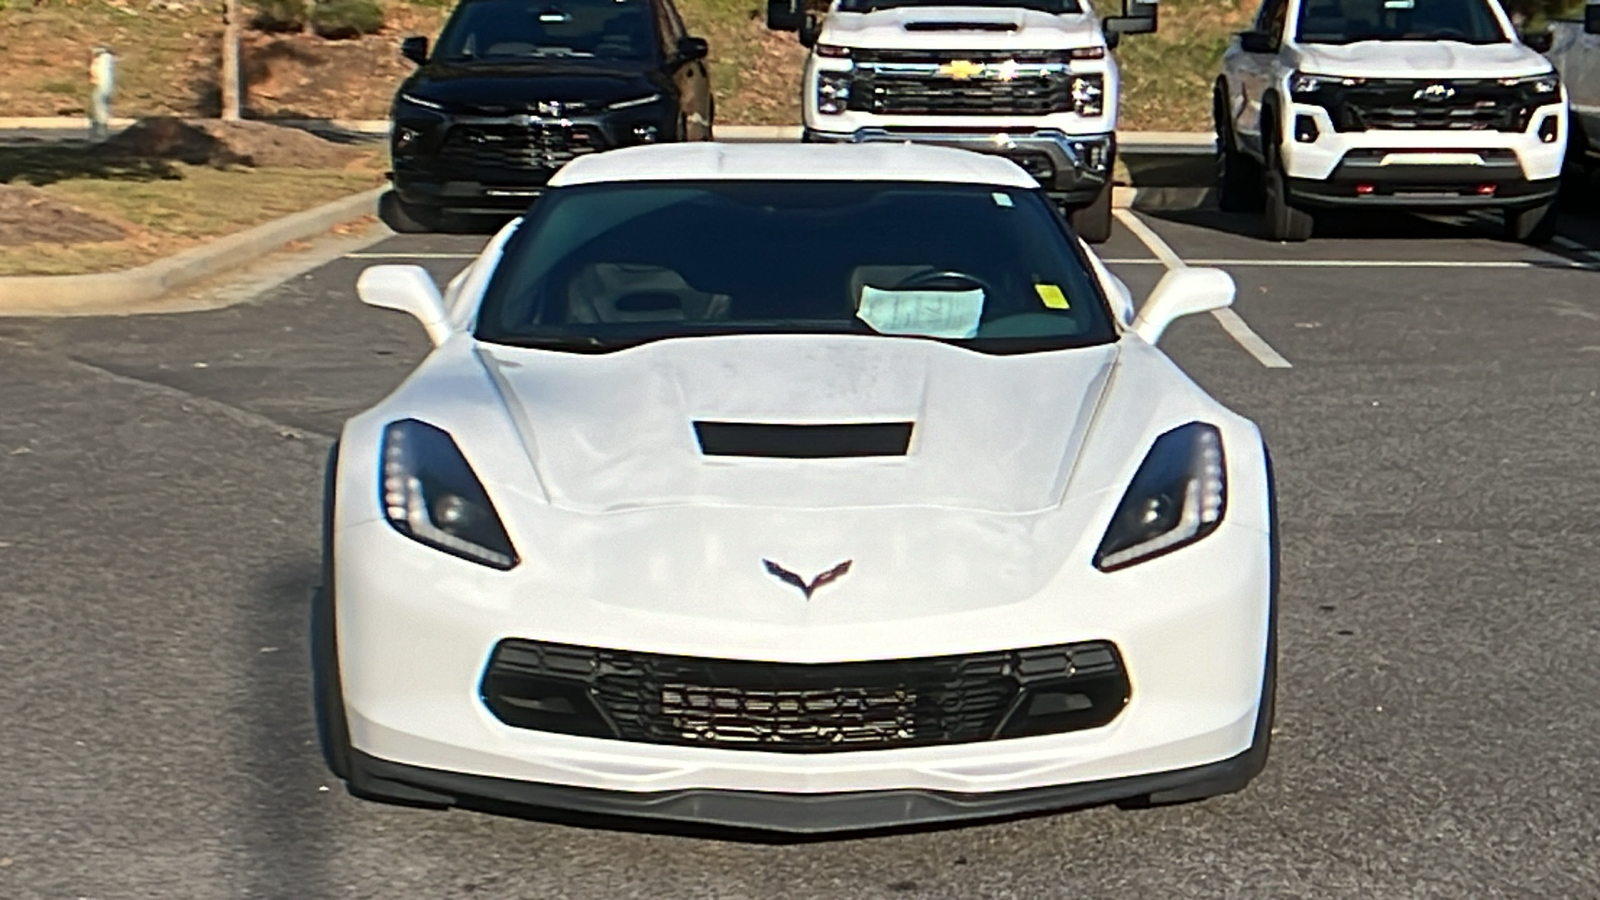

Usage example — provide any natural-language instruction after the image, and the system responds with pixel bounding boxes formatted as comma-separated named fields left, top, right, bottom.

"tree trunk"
left=221, top=0, right=242, bottom=120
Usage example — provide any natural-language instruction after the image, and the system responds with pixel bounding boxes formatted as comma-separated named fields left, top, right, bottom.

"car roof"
left=548, top=142, right=1040, bottom=189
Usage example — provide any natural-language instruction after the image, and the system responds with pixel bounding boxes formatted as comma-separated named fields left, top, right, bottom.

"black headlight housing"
left=1094, top=422, right=1226, bottom=572
left=380, top=419, right=519, bottom=570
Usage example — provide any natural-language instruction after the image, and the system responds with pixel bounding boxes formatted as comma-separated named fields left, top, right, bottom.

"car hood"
left=1292, top=40, right=1551, bottom=79
left=476, top=334, right=1118, bottom=516
left=404, top=62, right=663, bottom=111
left=821, top=6, right=1104, bottom=51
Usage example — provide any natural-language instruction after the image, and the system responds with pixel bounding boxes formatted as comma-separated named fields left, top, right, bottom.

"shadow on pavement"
left=0, top=144, right=181, bottom=186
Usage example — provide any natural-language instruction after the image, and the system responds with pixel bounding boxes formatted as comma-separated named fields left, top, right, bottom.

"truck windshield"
left=434, top=0, right=659, bottom=62
left=475, top=180, right=1116, bottom=355
left=1295, top=0, right=1507, bottom=44
left=838, top=0, right=1083, bottom=13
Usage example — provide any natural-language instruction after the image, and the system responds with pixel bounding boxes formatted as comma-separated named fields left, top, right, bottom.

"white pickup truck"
left=766, top=0, right=1158, bottom=243
left=1545, top=2, right=1600, bottom=183
left=1215, top=0, right=1569, bottom=243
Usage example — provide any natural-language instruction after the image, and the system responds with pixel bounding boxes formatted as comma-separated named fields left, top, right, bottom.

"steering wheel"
left=889, top=269, right=994, bottom=294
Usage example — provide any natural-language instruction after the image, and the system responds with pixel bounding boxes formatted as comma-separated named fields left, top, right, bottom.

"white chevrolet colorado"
left=767, top=0, right=1157, bottom=242
left=1216, top=0, right=1569, bottom=243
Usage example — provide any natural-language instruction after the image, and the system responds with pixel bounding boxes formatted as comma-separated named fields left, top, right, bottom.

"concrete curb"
left=0, top=187, right=385, bottom=313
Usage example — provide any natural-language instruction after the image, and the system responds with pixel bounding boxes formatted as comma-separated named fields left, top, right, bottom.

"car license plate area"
left=660, top=682, right=916, bottom=747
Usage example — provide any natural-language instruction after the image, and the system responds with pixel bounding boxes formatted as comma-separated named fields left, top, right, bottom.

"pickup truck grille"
left=1321, top=80, right=1532, bottom=133
left=436, top=123, right=604, bottom=173
left=847, top=49, right=1074, bottom=116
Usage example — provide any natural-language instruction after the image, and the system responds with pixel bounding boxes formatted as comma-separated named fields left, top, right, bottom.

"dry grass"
left=0, top=144, right=386, bottom=275
left=1107, top=0, right=1256, bottom=132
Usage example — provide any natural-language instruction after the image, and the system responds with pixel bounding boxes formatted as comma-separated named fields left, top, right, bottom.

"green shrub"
left=310, top=0, right=384, bottom=39
left=250, top=0, right=309, bottom=33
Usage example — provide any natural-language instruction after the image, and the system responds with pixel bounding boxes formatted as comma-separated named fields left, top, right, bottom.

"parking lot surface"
left=3, top=207, right=1599, bottom=900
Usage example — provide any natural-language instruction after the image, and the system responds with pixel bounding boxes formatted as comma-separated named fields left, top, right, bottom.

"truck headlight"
left=1071, top=74, right=1104, bottom=117
left=1289, top=71, right=1362, bottom=100
left=1094, top=422, right=1226, bottom=572
left=817, top=72, right=852, bottom=115
left=1501, top=72, right=1559, bottom=95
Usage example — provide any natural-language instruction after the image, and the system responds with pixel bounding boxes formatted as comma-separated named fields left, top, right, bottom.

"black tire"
left=1214, top=81, right=1263, bottom=213
left=1260, top=119, right=1313, bottom=242
left=1504, top=200, right=1559, bottom=245
left=1070, top=185, right=1114, bottom=244
left=378, top=190, right=441, bottom=234
left=312, top=441, right=353, bottom=782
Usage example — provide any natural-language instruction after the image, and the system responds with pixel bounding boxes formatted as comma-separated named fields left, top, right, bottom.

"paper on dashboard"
left=856, top=286, right=985, bottom=339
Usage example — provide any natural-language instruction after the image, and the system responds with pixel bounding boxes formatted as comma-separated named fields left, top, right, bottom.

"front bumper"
left=803, top=127, right=1114, bottom=205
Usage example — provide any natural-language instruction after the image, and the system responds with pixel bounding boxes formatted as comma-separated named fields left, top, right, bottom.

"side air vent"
left=693, top=421, right=914, bottom=458
left=903, top=20, right=1018, bottom=31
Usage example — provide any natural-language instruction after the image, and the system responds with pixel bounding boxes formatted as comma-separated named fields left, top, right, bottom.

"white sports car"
left=314, top=142, right=1278, bottom=834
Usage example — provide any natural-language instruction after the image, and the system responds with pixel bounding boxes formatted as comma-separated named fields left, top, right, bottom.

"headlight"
left=1071, top=74, right=1104, bottom=117
left=607, top=93, right=663, bottom=111
left=815, top=43, right=851, bottom=58
left=381, top=419, right=518, bottom=570
left=1288, top=71, right=1362, bottom=100
left=817, top=72, right=851, bottom=115
left=1501, top=72, right=1559, bottom=95
left=398, top=91, right=446, bottom=111
left=1094, top=422, right=1226, bottom=572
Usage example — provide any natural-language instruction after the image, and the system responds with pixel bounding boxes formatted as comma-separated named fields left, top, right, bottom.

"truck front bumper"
left=804, top=127, right=1114, bottom=206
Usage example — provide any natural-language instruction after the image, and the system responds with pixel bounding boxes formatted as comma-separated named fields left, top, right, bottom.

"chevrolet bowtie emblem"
left=1414, top=83, right=1455, bottom=102
left=763, top=559, right=852, bottom=599
left=939, top=59, right=986, bottom=80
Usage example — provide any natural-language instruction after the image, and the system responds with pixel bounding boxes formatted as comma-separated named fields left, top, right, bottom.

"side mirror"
left=1238, top=30, right=1277, bottom=54
left=1103, top=0, right=1157, bottom=40
left=1587, top=3, right=1600, bottom=35
left=1522, top=29, right=1554, bottom=53
left=1131, top=267, right=1235, bottom=345
left=799, top=13, right=822, bottom=48
left=767, top=0, right=803, bottom=32
left=357, top=264, right=453, bottom=347
left=401, top=35, right=429, bottom=65
left=677, top=36, right=709, bottom=62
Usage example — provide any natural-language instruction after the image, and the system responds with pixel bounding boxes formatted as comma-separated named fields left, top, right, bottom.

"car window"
left=1295, top=0, right=1508, bottom=44
left=475, top=181, right=1118, bottom=355
left=435, top=0, right=661, bottom=62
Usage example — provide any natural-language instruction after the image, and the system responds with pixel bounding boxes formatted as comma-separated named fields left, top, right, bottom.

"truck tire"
left=1070, top=186, right=1113, bottom=244
left=1504, top=200, right=1559, bottom=245
left=379, top=190, right=441, bottom=234
left=1260, top=120, right=1313, bottom=242
left=1214, top=81, right=1263, bottom=213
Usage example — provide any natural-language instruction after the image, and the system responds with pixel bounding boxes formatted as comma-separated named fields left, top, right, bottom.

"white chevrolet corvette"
left=314, top=142, right=1278, bottom=834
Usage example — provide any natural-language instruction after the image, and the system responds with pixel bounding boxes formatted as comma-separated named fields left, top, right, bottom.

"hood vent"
left=904, top=20, right=1018, bottom=31
left=693, top=421, right=914, bottom=459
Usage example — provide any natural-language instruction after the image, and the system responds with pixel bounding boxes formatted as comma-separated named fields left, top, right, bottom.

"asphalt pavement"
left=3, top=205, right=1600, bottom=900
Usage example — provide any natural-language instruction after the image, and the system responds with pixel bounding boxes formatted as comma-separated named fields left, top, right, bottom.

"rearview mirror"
left=1239, top=30, right=1277, bottom=54
left=1521, top=29, right=1553, bottom=52
left=357, top=264, right=453, bottom=347
left=401, top=35, right=429, bottom=65
left=1131, top=267, right=1235, bottom=345
left=677, top=36, right=709, bottom=61
left=767, top=0, right=803, bottom=32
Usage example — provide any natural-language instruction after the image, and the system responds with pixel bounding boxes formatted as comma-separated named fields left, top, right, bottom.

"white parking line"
left=344, top=252, right=481, bottom=259
left=1111, top=209, right=1293, bottom=369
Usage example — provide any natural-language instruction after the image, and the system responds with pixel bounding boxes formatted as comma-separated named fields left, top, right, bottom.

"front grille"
left=1317, top=80, right=1531, bottom=133
left=436, top=123, right=604, bottom=173
left=852, top=76, right=1069, bottom=116
left=481, top=639, right=1130, bottom=752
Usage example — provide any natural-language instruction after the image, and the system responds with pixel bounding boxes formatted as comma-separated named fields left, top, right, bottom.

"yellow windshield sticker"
left=1035, top=284, right=1070, bottom=309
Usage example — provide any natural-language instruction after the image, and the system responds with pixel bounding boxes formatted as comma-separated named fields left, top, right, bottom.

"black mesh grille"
left=436, top=123, right=604, bottom=173
left=481, top=639, right=1130, bottom=752
left=1319, top=80, right=1531, bottom=133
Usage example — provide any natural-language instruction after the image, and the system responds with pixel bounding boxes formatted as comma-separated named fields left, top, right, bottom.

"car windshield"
left=1295, top=0, right=1507, bottom=44
left=474, top=180, right=1117, bottom=355
left=838, top=0, right=1082, bottom=12
left=434, top=0, right=659, bottom=62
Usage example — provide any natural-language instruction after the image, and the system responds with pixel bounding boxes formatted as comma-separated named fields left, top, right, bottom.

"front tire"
left=312, top=442, right=353, bottom=782
left=1070, top=185, right=1114, bottom=244
left=1504, top=200, right=1559, bottom=245
left=1215, top=81, right=1263, bottom=213
left=379, top=190, right=442, bottom=234
left=1261, top=141, right=1313, bottom=242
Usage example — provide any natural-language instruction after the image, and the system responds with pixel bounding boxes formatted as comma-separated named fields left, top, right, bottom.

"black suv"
left=382, top=0, right=714, bottom=231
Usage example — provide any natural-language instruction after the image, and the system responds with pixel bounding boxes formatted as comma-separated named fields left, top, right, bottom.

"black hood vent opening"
left=903, top=20, right=1019, bottom=31
left=693, top=421, right=915, bottom=459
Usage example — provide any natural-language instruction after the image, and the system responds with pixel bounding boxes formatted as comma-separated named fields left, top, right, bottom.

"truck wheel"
left=379, top=191, right=441, bottom=234
left=1504, top=200, right=1559, bottom=245
left=1261, top=138, right=1313, bottom=242
left=1215, top=83, right=1262, bottom=213
left=1070, top=186, right=1114, bottom=244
